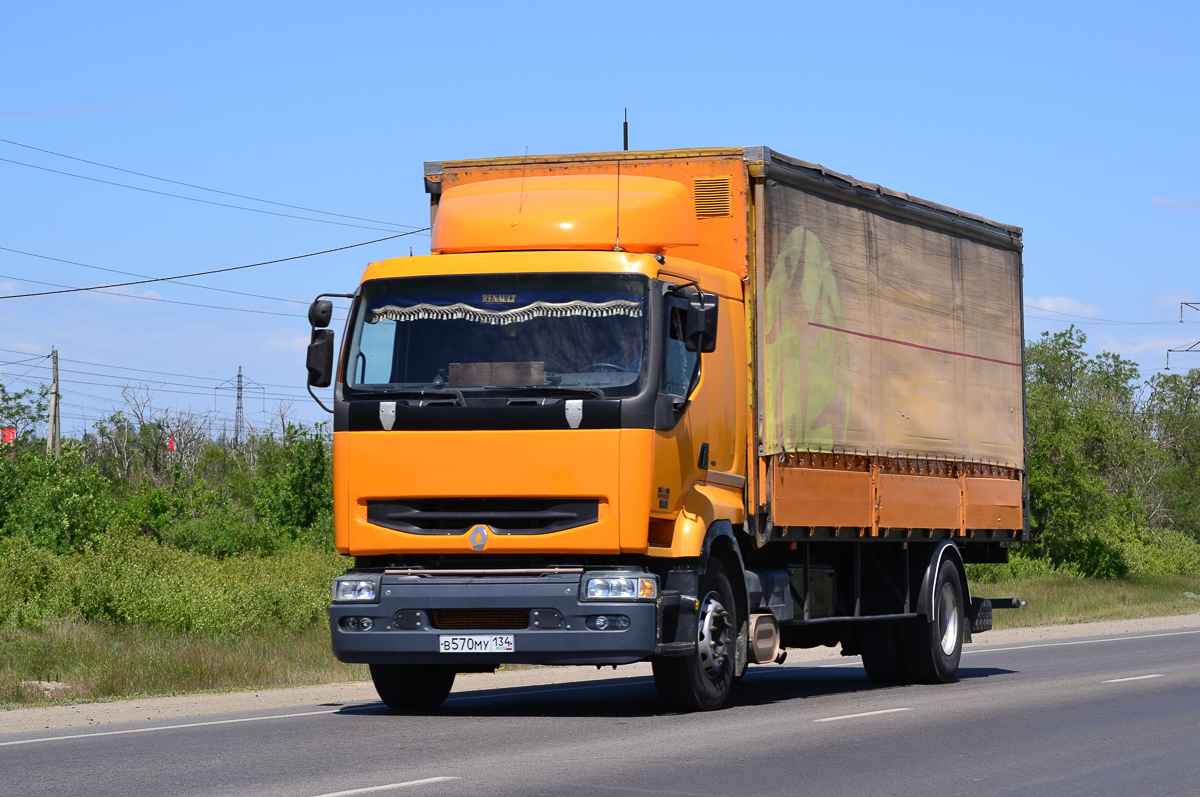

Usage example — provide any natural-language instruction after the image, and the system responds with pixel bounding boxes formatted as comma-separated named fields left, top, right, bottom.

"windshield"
left=345, top=274, right=647, bottom=397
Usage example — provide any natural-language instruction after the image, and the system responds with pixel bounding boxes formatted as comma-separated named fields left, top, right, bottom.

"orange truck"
left=304, top=147, right=1027, bottom=712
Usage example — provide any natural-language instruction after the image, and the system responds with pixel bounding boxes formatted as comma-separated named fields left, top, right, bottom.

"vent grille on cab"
left=693, top=176, right=732, bottom=217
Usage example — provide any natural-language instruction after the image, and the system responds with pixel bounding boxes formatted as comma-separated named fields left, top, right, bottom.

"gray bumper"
left=330, top=572, right=658, bottom=666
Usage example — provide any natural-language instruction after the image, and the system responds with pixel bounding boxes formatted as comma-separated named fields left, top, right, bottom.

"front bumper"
left=330, top=572, right=658, bottom=666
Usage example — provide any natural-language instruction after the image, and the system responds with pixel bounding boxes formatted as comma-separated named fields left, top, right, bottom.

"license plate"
left=438, top=634, right=515, bottom=653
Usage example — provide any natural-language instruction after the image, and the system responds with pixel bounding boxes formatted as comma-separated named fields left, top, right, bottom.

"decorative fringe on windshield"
left=368, top=299, right=643, bottom=326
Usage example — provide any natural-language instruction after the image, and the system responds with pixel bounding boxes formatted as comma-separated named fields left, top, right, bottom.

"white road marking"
left=1103, top=674, right=1164, bottom=683
left=817, top=628, right=1200, bottom=667
left=0, top=705, right=377, bottom=747
left=812, top=707, right=912, bottom=723
left=309, top=777, right=459, bottom=796
left=962, top=629, right=1200, bottom=655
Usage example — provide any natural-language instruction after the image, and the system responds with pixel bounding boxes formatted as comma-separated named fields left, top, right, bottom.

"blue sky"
left=1, top=1, right=1197, bottom=432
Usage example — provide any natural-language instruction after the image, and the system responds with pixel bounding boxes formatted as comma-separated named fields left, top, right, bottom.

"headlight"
left=333, top=578, right=378, bottom=602
left=584, top=576, right=656, bottom=600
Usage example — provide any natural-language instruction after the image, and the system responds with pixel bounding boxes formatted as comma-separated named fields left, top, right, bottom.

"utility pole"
left=215, top=366, right=263, bottom=448
left=46, top=348, right=60, bottom=456
left=1166, top=302, right=1200, bottom=370
left=234, top=365, right=244, bottom=447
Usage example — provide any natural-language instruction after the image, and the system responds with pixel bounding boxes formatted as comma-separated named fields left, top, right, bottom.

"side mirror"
left=307, top=329, right=335, bottom=387
left=308, top=299, right=333, bottom=329
left=684, top=292, right=719, bottom=353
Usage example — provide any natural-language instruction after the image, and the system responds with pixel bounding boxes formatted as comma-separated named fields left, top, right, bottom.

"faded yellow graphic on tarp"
left=763, top=226, right=851, bottom=453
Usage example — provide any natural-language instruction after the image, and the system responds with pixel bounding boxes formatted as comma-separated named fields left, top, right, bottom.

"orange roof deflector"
left=430, top=174, right=699, bottom=255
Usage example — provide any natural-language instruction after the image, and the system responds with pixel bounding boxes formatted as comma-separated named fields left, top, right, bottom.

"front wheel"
left=901, top=561, right=964, bottom=684
left=652, top=560, right=737, bottom=712
left=369, top=663, right=456, bottom=711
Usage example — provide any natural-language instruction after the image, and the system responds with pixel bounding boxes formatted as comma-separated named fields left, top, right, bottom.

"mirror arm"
left=308, top=383, right=334, bottom=414
left=672, top=356, right=703, bottom=414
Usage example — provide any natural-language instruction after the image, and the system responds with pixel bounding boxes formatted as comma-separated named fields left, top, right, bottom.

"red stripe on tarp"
left=807, top=322, right=1022, bottom=367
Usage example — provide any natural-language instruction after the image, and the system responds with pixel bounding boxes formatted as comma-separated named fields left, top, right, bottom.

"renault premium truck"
left=305, top=146, right=1027, bottom=712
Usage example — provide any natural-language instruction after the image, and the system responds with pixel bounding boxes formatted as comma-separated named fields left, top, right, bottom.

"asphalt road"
left=4, top=627, right=1199, bottom=797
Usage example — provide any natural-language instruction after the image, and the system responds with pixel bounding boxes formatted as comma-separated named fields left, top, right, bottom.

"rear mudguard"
left=915, top=539, right=972, bottom=642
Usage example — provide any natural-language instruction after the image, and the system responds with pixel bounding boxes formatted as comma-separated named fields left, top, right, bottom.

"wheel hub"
left=938, top=581, right=960, bottom=656
left=696, top=591, right=731, bottom=675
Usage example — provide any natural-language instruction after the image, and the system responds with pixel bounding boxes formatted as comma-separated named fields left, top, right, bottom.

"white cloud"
left=1026, top=296, right=1105, bottom=318
left=1151, top=291, right=1198, bottom=312
left=1150, top=197, right=1200, bottom=211
left=0, top=282, right=20, bottom=293
left=2, top=341, right=46, bottom=355
left=265, top=336, right=309, bottom=352
left=1086, top=331, right=1200, bottom=374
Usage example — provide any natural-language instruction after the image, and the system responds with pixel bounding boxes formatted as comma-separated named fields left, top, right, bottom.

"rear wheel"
left=901, top=561, right=964, bottom=684
left=369, top=663, right=456, bottom=711
left=653, top=560, right=737, bottom=712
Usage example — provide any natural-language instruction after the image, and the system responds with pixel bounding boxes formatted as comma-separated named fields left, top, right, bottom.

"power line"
left=0, top=271, right=305, bottom=317
left=0, top=346, right=319, bottom=391
left=1023, top=303, right=1196, bottom=326
left=3, top=371, right=300, bottom=402
left=0, top=155, right=417, bottom=234
left=0, top=320, right=242, bottom=379
left=0, top=136, right=419, bottom=229
left=0, top=230, right=424, bottom=299
left=4, top=363, right=307, bottom=400
left=0, top=245, right=317, bottom=305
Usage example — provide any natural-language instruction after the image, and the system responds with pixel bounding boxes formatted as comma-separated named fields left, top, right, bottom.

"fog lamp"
left=587, top=615, right=631, bottom=631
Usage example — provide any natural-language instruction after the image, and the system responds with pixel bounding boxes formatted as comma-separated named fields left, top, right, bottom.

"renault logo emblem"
left=469, top=524, right=490, bottom=552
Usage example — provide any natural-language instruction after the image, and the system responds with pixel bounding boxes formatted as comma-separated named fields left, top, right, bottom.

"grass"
left=0, top=619, right=367, bottom=709
left=968, top=570, right=1200, bottom=629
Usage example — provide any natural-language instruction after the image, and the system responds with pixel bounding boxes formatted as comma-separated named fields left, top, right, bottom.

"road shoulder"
left=4, top=611, right=1198, bottom=735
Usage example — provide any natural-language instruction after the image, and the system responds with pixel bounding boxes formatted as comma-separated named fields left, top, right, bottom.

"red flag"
left=1, top=428, right=14, bottom=445
left=168, top=434, right=175, bottom=453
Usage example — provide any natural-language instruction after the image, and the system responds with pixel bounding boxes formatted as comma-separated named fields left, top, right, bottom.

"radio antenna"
left=615, top=110, right=626, bottom=251
left=614, top=157, right=622, bottom=251
left=518, top=146, right=529, bottom=213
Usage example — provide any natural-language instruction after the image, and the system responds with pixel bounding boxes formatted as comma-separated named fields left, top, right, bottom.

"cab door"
left=651, top=293, right=707, bottom=518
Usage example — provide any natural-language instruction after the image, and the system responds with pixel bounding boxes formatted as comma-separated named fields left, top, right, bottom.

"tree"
left=1023, top=327, right=1155, bottom=576
left=0, top=382, right=49, bottom=446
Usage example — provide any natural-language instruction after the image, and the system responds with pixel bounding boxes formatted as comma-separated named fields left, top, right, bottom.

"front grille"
left=430, top=609, right=530, bottom=630
left=367, top=498, right=599, bottom=535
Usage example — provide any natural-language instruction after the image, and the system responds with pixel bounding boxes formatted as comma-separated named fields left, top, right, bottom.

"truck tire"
left=369, top=664, right=456, bottom=711
left=859, top=622, right=909, bottom=685
left=652, top=559, right=736, bottom=712
left=901, top=561, right=964, bottom=684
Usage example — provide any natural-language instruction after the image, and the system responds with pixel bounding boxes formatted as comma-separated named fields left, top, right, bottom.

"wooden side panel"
left=965, top=477, right=1023, bottom=530
left=877, top=474, right=959, bottom=529
left=772, top=468, right=872, bottom=528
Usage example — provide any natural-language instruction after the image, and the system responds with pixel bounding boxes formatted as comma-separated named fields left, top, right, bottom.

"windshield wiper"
left=379, top=388, right=467, bottom=406
left=487, top=385, right=606, bottom=399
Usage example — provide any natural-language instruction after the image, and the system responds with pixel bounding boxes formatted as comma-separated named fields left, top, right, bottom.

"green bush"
left=1023, top=328, right=1200, bottom=578
left=0, top=534, right=348, bottom=636
left=0, top=447, right=116, bottom=553
left=967, top=550, right=1073, bottom=584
